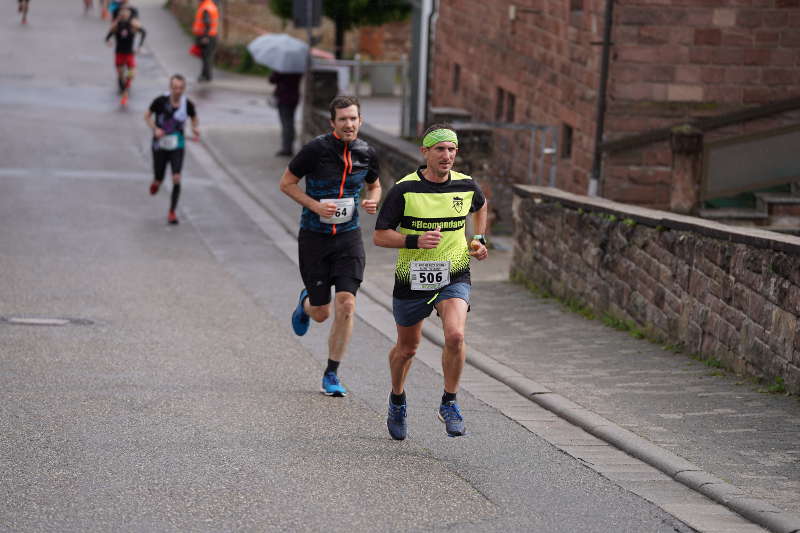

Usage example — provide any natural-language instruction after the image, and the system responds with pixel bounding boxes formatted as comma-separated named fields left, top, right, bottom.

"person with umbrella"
left=248, top=33, right=315, bottom=157
left=270, top=70, right=303, bottom=157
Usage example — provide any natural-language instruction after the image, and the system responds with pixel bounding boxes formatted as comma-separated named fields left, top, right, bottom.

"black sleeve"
left=105, top=28, right=114, bottom=42
left=187, top=99, right=196, bottom=118
left=287, top=140, right=319, bottom=179
left=202, top=10, right=211, bottom=34
left=375, top=184, right=405, bottom=230
left=470, top=180, right=486, bottom=212
left=365, top=146, right=380, bottom=184
left=149, top=96, right=163, bottom=114
left=138, top=26, right=147, bottom=48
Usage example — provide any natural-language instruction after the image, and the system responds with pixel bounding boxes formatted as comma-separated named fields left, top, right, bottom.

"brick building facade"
left=430, top=0, right=800, bottom=214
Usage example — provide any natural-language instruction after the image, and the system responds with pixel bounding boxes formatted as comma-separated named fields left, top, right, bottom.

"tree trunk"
left=334, top=16, right=346, bottom=59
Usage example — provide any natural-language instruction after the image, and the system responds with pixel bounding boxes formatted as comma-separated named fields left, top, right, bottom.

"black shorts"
left=298, top=227, right=365, bottom=306
left=152, top=148, right=184, bottom=181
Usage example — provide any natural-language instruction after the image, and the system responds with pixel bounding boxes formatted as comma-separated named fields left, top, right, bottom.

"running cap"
left=422, top=128, right=458, bottom=148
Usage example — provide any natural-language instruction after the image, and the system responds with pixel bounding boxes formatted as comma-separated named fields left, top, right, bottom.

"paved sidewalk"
left=141, top=3, right=800, bottom=531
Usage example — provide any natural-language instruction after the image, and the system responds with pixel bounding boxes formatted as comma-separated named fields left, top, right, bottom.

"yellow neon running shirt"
left=375, top=167, right=486, bottom=299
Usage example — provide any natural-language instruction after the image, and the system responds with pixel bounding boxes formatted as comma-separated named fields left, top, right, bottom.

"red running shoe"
left=167, top=211, right=178, bottom=225
left=149, top=181, right=160, bottom=195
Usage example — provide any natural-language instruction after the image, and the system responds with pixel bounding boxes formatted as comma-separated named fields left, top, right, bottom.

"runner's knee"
left=172, top=173, right=181, bottom=184
left=334, top=292, right=355, bottom=317
left=443, top=329, right=464, bottom=351
left=395, top=340, right=419, bottom=359
left=308, top=306, right=330, bottom=323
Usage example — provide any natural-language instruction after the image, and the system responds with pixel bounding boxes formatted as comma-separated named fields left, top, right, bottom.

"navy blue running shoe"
left=321, top=372, right=347, bottom=397
left=291, top=288, right=310, bottom=336
left=387, top=396, right=407, bottom=440
left=438, top=401, right=465, bottom=437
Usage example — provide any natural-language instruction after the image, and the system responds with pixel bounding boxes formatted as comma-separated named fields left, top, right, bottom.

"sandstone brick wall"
left=511, top=184, right=800, bottom=393
left=431, top=0, right=800, bottom=209
left=358, top=21, right=412, bottom=60
left=432, top=0, right=604, bottom=197
left=604, top=0, right=800, bottom=207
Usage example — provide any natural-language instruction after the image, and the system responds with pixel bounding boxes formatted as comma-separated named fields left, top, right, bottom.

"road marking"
left=0, top=168, right=214, bottom=186
left=1, top=317, right=93, bottom=326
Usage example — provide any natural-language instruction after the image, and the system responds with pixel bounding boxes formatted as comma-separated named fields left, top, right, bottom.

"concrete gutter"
left=412, top=321, right=800, bottom=533
left=197, top=132, right=800, bottom=533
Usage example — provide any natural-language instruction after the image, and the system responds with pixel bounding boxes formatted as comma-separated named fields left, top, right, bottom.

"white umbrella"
left=247, top=33, right=308, bottom=74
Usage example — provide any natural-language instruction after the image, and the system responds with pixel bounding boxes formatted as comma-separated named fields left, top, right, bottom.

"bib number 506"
left=418, top=271, right=443, bottom=284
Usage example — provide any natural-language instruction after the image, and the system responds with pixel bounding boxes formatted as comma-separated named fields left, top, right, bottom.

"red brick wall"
left=432, top=0, right=604, bottom=199
left=431, top=0, right=800, bottom=210
left=359, top=20, right=412, bottom=60
left=603, top=0, right=800, bottom=208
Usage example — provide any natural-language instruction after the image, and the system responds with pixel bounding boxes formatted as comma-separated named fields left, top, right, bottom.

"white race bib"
left=158, top=133, right=180, bottom=151
left=319, top=197, right=355, bottom=224
left=410, top=261, right=450, bottom=291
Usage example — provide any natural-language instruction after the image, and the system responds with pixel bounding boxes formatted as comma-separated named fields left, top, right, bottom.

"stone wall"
left=512, top=184, right=800, bottom=394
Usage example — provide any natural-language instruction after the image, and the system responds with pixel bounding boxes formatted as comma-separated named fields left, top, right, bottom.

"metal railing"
left=453, top=121, right=560, bottom=186
left=312, top=55, right=410, bottom=136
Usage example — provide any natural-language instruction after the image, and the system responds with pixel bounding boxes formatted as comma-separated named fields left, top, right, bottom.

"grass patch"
left=510, top=272, right=797, bottom=397
left=760, top=376, right=787, bottom=395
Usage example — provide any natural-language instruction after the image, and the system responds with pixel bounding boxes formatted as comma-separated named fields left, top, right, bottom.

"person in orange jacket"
left=193, top=0, right=219, bottom=82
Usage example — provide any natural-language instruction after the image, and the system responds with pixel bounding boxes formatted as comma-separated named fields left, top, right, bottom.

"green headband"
left=422, top=129, right=458, bottom=148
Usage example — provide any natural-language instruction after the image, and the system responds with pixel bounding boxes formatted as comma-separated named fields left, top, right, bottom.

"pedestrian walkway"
left=143, top=3, right=800, bottom=531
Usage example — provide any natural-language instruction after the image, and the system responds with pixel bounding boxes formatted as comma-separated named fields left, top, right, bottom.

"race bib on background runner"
left=158, top=133, right=180, bottom=151
left=410, top=261, right=450, bottom=291
left=319, top=198, right=355, bottom=224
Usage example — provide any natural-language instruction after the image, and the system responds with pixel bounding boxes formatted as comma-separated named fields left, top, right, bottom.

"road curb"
left=197, top=131, right=800, bottom=533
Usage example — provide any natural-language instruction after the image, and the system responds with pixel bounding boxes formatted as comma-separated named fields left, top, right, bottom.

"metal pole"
left=400, top=54, right=409, bottom=137
left=527, top=128, right=536, bottom=184
left=354, top=53, right=361, bottom=100
left=588, top=0, right=615, bottom=197
left=548, top=127, right=559, bottom=187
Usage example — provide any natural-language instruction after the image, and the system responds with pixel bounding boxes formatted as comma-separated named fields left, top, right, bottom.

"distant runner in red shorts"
left=105, top=6, right=145, bottom=107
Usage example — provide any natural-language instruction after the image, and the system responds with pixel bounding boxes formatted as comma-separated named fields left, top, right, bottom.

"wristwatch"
left=472, top=234, right=487, bottom=246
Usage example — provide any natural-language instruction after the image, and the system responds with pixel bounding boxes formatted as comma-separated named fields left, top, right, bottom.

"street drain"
left=1, top=317, right=93, bottom=326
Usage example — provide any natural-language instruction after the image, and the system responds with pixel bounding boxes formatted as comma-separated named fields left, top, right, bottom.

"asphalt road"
left=1, top=1, right=701, bottom=531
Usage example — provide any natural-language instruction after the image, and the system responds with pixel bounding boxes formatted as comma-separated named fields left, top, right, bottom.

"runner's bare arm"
left=278, top=168, right=336, bottom=218
left=468, top=201, right=489, bottom=260
left=137, top=25, right=147, bottom=49
left=104, top=23, right=116, bottom=44
left=471, top=200, right=488, bottom=236
left=143, top=110, right=164, bottom=138
left=360, top=179, right=381, bottom=215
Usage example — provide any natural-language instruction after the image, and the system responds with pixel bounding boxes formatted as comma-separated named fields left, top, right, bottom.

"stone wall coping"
left=429, top=106, right=472, bottom=117
left=447, top=122, right=495, bottom=132
left=513, top=184, right=800, bottom=256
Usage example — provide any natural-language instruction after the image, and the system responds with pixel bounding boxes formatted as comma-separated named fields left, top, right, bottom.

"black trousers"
left=199, top=36, right=217, bottom=80
left=277, top=103, right=297, bottom=153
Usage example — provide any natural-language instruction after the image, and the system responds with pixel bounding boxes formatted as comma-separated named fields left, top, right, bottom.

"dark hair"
left=329, top=95, right=361, bottom=121
left=170, top=73, right=186, bottom=85
left=423, top=123, right=454, bottom=138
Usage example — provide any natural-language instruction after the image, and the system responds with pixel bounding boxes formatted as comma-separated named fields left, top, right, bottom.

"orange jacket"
left=192, top=0, right=219, bottom=37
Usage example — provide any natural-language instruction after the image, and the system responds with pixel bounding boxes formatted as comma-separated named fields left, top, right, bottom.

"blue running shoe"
left=438, top=401, right=465, bottom=437
left=321, top=372, right=347, bottom=397
left=291, top=288, right=310, bottom=336
left=386, top=396, right=407, bottom=440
